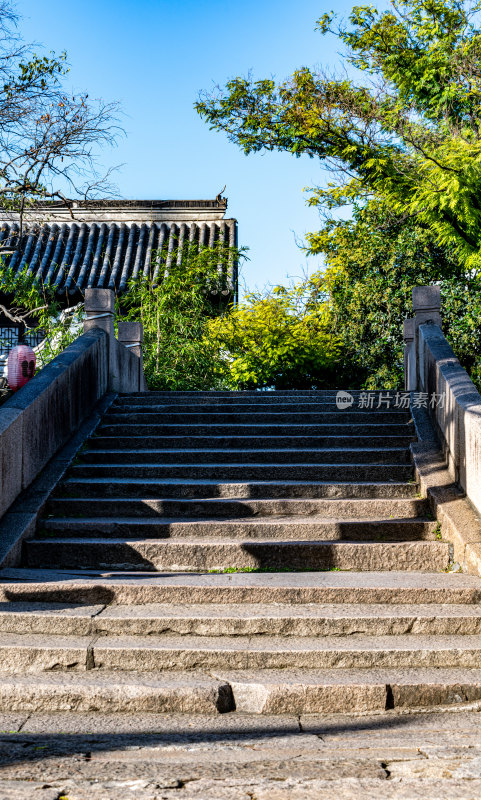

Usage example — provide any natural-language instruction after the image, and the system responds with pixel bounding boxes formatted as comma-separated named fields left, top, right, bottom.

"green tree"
left=315, top=200, right=481, bottom=388
left=119, top=244, right=239, bottom=391
left=206, top=278, right=342, bottom=389
left=196, top=0, right=481, bottom=269
left=0, top=260, right=83, bottom=383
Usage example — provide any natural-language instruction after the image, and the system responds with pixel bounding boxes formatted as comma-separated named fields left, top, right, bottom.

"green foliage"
left=314, top=200, right=481, bottom=388
left=206, top=277, right=342, bottom=389
left=0, top=261, right=83, bottom=369
left=119, top=244, right=239, bottom=391
left=196, top=0, right=481, bottom=268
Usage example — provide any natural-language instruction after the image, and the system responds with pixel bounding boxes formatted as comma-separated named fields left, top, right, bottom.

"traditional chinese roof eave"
left=0, top=198, right=238, bottom=304
left=0, top=198, right=230, bottom=225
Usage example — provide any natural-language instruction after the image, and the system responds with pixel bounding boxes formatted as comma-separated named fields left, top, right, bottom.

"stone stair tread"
left=213, top=666, right=481, bottom=684
left=0, top=670, right=226, bottom=687
left=94, top=602, right=481, bottom=620
left=5, top=630, right=481, bottom=652
left=2, top=667, right=481, bottom=715
left=61, top=477, right=419, bottom=492
left=74, top=460, right=413, bottom=466
left=91, top=632, right=481, bottom=650
left=1, top=569, right=478, bottom=605
left=46, top=498, right=430, bottom=522
left=0, top=670, right=233, bottom=713
left=40, top=515, right=434, bottom=525
left=5, top=601, right=481, bottom=620
left=49, top=497, right=427, bottom=510
left=69, top=465, right=415, bottom=481
left=4, top=601, right=481, bottom=637
left=5, top=568, right=469, bottom=588
left=211, top=667, right=481, bottom=713
left=84, top=447, right=412, bottom=454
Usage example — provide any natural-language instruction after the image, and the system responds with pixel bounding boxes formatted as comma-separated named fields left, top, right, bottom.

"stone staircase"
left=1, top=389, right=481, bottom=715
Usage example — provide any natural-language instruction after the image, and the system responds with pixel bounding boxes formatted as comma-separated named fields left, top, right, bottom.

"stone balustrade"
left=404, top=286, right=481, bottom=517
left=0, top=288, right=147, bottom=520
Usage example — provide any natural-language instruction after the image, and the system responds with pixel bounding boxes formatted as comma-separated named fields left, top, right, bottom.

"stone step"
left=37, top=516, right=437, bottom=540
left=3, top=601, right=481, bottom=637
left=69, top=463, right=415, bottom=481
left=103, top=411, right=413, bottom=424
left=119, top=390, right=382, bottom=397
left=115, top=390, right=396, bottom=403
left=0, top=631, right=480, bottom=671
left=2, top=667, right=481, bottom=714
left=98, top=422, right=416, bottom=436
left=89, top=434, right=417, bottom=450
left=90, top=633, right=481, bottom=670
left=213, top=667, right=481, bottom=714
left=0, top=670, right=234, bottom=712
left=25, top=538, right=449, bottom=571
left=108, top=402, right=410, bottom=414
left=1, top=570, right=478, bottom=605
left=47, top=497, right=429, bottom=520
left=90, top=602, right=481, bottom=638
left=58, top=478, right=421, bottom=499
left=78, top=447, right=412, bottom=466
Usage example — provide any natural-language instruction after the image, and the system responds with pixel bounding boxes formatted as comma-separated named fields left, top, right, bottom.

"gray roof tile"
left=0, top=214, right=237, bottom=299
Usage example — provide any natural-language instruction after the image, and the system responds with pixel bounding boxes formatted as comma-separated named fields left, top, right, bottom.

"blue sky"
left=17, top=0, right=362, bottom=294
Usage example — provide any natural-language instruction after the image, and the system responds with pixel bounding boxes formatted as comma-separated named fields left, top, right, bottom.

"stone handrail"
left=404, top=286, right=481, bottom=517
left=0, top=288, right=147, bottom=520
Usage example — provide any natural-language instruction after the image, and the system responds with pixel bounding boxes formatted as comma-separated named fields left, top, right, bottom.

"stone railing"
left=404, top=286, right=481, bottom=517
left=0, top=288, right=147, bottom=520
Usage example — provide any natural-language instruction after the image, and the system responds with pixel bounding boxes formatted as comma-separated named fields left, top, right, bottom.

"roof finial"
left=216, top=186, right=227, bottom=205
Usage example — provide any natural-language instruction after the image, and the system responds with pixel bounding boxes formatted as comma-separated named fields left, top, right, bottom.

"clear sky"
left=16, top=0, right=362, bottom=294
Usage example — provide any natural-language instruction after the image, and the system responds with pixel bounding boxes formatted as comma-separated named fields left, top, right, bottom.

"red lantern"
left=7, top=344, right=36, bottom=392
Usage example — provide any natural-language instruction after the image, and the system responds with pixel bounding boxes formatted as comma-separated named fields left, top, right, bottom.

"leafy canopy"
left=313, top=200, right=481, bottom=388
left=206, top=278, right=342, bottom=389
left=196, top=0, right=481, bottom=268
left=119, top=243, right=239, bottom=391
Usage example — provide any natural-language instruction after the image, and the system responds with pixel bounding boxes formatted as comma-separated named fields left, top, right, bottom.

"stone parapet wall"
left=417, top=322, right=481, bottom=516
left=0, top=329, right=108, bottom=519
left=0, top=306, right=147, bottom=521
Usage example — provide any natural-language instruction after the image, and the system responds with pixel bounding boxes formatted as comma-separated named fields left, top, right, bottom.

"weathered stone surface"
left=36, top=515, right=437, bottom=541
left=47, top=496, right=430, bottom=520
left=19, top=711, right=301, bottom=734
left=95, top=602, right=481, bottom=638
left=93, top=634, right=481, bottom=672
left=0, top=782, right=62, bottom=800
left=1, top=570, right=479, bottom=605
left=0, top=672, right=233, bottom=713
left=0, top=409, right=23, bottom=519
left=215, top=670, right=387, bottom=714
left=59, top=477, right=422, bottom=499
left=217, top=668, right=481, bottom=714
left=0, top=711, right=480, bottom=798
left=417, top=322, right=481, bottom=518
left=0, top=602, right=105, bottom=635
left=25, top=538, right=450, bottom=572
left=0, top=633, right=90, bottom=671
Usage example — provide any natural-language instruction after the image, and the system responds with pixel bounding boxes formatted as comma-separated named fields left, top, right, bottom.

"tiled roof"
left=0, top=199, right=238, bottom=299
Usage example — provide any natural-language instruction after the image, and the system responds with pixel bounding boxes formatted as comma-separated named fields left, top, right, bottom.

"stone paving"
left=1, top=709, right=481, bottom=799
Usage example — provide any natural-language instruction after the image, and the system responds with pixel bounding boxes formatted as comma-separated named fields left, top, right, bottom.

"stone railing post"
left=83, top=288, right=117, bottom=390
left=412, top=286, right=442, bottom=391
left=83, top=288, right=115, bottom=338
left=403, top=318, right=416, bottom=391
left=118, top=321, right=145, bottom=391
